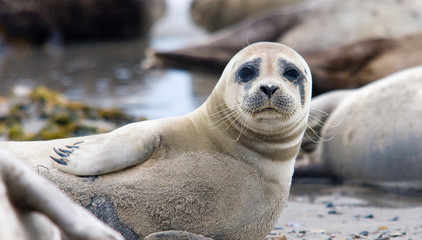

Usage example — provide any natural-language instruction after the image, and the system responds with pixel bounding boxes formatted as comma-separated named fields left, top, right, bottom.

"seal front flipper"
left=51, top=121, right=162, bottom=176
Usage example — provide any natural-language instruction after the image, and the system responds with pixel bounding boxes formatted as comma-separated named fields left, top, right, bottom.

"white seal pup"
left=0, top=148, right=123, bottom=240
left=0, top=42, right=312, bottom=239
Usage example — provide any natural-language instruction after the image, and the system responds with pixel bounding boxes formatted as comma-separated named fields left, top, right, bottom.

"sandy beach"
left=267, top=183, right=422, bottom=240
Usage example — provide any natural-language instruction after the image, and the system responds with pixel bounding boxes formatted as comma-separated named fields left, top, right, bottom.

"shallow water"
left=0, top=0, right=214, bottom=120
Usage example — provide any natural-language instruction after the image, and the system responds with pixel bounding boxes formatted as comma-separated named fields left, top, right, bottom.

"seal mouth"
left=252, top=107, right=279, bottom=116
left=260, top=107, right=278, bottom=112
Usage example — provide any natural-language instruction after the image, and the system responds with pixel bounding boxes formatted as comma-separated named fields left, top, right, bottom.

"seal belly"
left=43, top=151, right=288, bottom=240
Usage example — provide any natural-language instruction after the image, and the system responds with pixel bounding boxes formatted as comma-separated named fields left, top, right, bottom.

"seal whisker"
left=304, top=130, right=318, bottom=144
left=236, top=111, right=251, bottom=141
left=208, top=107, right=232, bottom=119
left=308, top=109, right=342, bottom=130
left=312, top=114, right=343, bottom=130
left=232, top=113, right=247, bottom=141
left=221, top=111, right=243, bottom=132
left=325, top=118, right=343, bottom=129
left=306, top=124, right=335, bottom=142
left=207, top=111, right=236, bottom=128
left=208, top=102, right=231, bottom=115
left=311, top=107, right=331, bottom=117
left=207, top=108, right=239, bottom=129
left=308, top=114, right=327, bottom=128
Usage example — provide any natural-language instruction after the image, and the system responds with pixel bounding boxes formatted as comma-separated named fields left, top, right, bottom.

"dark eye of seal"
left=238, top=67, right=254, bottom=80
left=235, top=58, right=262, bottom=83
left=283, top=67, right=301, bottom=82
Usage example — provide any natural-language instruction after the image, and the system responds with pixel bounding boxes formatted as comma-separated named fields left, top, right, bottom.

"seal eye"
left=239, top=67, right=254, bottom=79
left=284, top=68, right=299, bottom=80
left=235, top=58, right=261, bottom=83
left=236, top=66, right=257, bottom=82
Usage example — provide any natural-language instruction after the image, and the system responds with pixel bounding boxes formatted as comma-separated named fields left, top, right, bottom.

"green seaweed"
left=0, top=86, right=141, bottom=141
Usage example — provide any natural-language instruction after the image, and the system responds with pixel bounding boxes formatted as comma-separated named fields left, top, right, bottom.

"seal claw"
left=58, top=148, right=73, bottom=154
left=53, top=147, right=69, bottom=157
left=50, top=155, right=68, bottom=165
left=66, top=145, right=79, bottom=149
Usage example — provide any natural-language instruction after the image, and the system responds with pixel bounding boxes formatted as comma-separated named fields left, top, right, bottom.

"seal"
left=0, top=148, right=123, bottom=240
left=0, top=42, right=312, bottom=239
left=296, top=66, right=422, bottom=190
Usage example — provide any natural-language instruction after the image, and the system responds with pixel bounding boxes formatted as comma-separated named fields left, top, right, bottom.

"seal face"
left=221, top=42, right=311, bottom=135
left=238, top=58, right=301, bottom=117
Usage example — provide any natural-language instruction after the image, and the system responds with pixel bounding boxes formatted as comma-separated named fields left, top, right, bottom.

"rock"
left=0, top=0, right=166, bottom=46
left=305, top=32, right=422, bottom=95
left=377, top=225, right=388, bottom=230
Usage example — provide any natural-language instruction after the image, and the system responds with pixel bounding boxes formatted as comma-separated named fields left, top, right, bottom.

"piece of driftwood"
left=307, top=32, right=422, bottom=94
left=148, top=31, right=422, bottom=95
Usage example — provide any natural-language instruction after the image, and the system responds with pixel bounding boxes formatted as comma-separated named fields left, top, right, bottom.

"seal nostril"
left=270, top=86, right=279, bottom=95
left=260, top=85, right=279, bottom=98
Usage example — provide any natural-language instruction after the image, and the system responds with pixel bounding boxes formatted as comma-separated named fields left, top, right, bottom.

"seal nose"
left=260, top=85, right=279, bottom=98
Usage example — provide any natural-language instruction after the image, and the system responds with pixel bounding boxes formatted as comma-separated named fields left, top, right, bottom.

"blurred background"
left=0, top=0, right=211, bottom=120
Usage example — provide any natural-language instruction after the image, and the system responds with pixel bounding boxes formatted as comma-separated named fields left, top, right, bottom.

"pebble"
left=389, top=232, right=406, bottom=237
left=286, top=222, right=301, bottom=228
left=376, top=230, right=391, bottom=240
left=328, top=210, right=339, bottom=215
left=378, top=226, right=389, bottom=231
left=325, top=202, right=335, bottom=208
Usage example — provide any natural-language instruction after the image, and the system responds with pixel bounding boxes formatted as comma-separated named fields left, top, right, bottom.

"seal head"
left=207, top=42, right=312, bottom=145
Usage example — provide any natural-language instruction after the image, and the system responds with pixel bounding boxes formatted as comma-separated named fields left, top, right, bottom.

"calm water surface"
left=0, top=0, right=214, bottom=120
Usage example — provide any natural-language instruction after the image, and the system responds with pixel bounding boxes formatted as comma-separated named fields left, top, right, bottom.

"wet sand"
left=267, top=183, right=422, bottom=240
